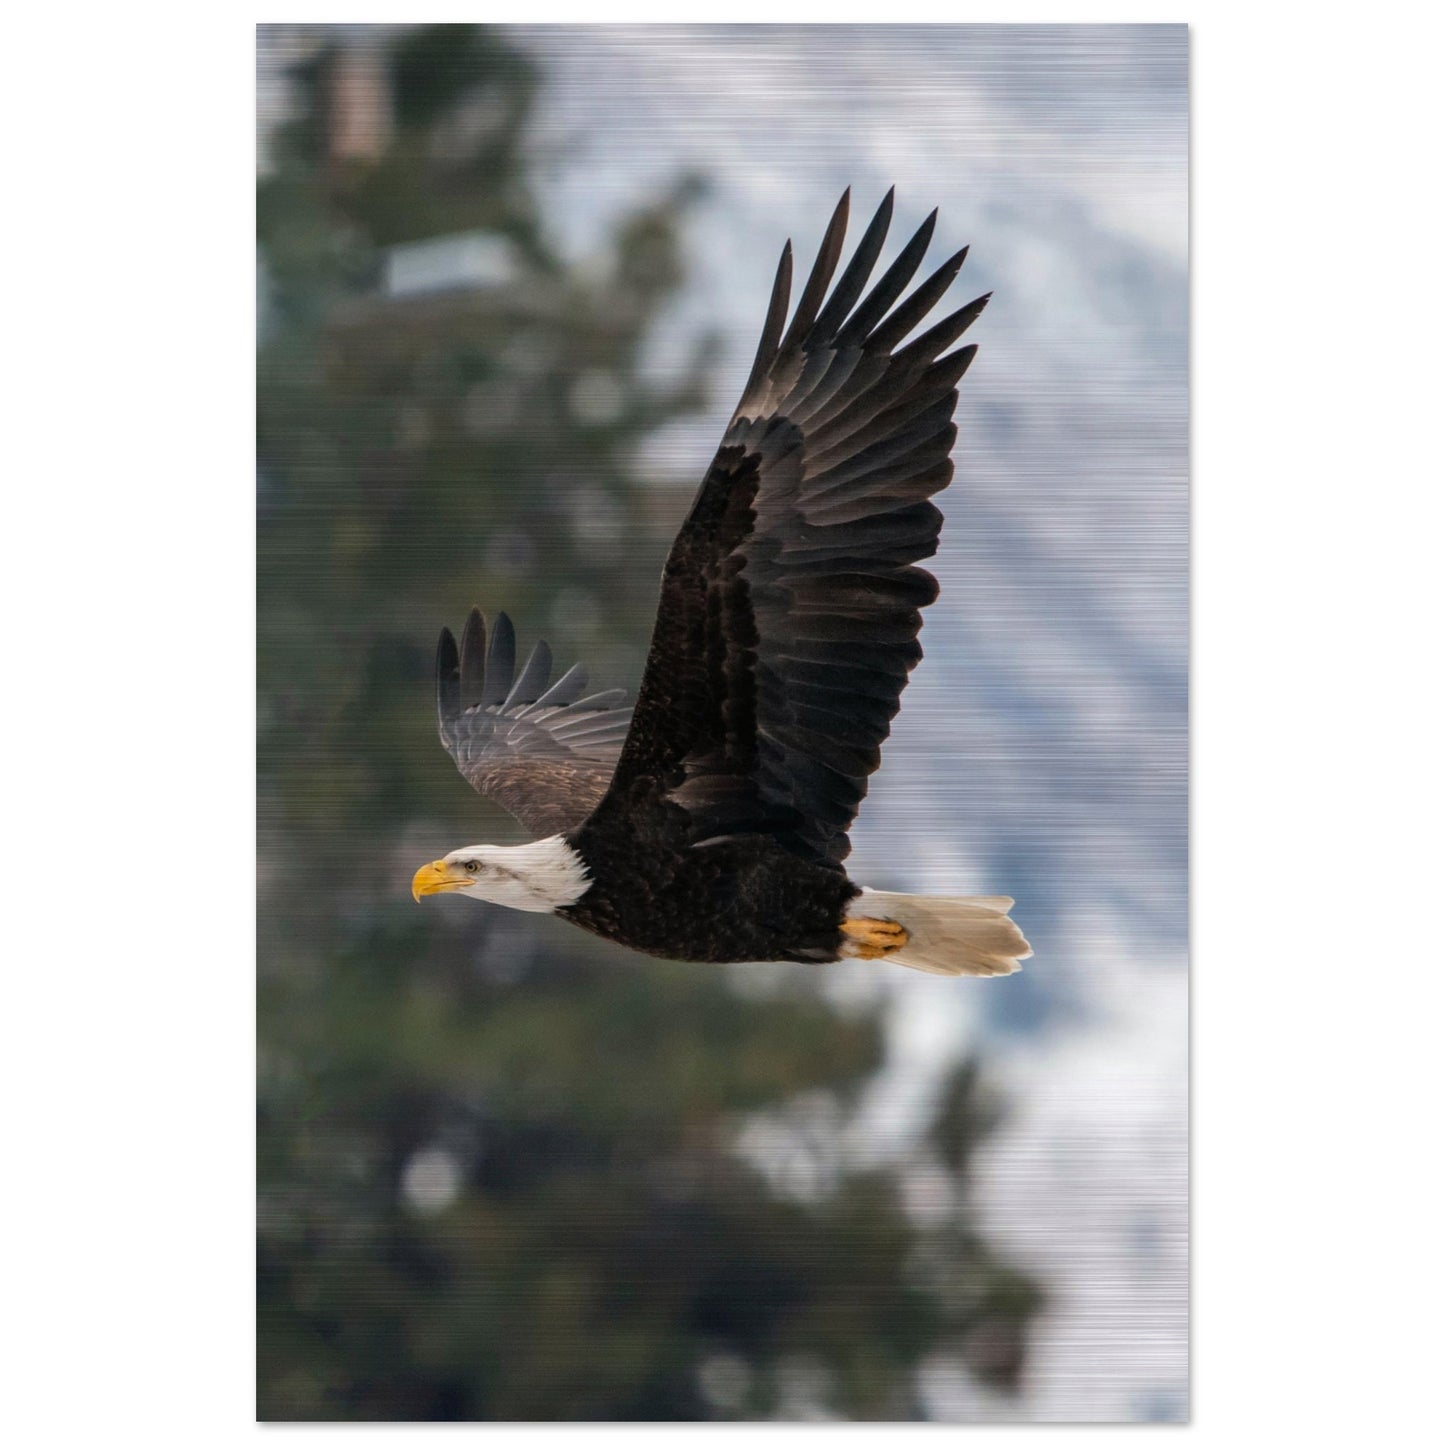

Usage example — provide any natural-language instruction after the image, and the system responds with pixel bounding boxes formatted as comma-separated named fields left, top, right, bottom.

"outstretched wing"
left=598, top=189, right=985, bottom=870
left=436, top=609, right=632, bottom=837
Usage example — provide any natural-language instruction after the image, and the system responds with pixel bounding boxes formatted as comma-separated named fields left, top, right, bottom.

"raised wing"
left=436, top=609, right=632, bottom=836
left=599, top=189, right=985, bottom=869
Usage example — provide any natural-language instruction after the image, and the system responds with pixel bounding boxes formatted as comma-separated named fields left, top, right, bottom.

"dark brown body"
left=563, top=802, right=859, bottom=964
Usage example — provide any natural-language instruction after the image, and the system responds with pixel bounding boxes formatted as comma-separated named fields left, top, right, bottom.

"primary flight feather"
left=412, top=189, right=1031, bottom=977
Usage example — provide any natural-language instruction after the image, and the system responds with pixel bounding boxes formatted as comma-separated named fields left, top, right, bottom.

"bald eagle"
left=412, top=190, right=1030, bottom=977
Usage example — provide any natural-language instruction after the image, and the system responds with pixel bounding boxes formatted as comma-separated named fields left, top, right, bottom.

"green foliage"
left=257, top=23, right=1039, bottom=1421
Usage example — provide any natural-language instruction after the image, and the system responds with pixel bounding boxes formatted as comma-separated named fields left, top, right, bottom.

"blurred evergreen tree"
left=257, top=23, right=1040, bottom=1422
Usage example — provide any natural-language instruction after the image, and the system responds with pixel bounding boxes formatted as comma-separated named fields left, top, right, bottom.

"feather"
left=808, top=186, right=893, bottom=344
left=737, top=243, right=793, bottom=417
left=481, top=612, right=515, bottom=708
left=895, top=295, right=989, bottom=370
left=435, top=627, right=461, bottom=745
left=501, top=639, right=552, bottom=711
left=459, top=608, right=486, bottom=712
left=526, top=662, right=591, bottom=713
left=778, top=188, right=851, bottom=355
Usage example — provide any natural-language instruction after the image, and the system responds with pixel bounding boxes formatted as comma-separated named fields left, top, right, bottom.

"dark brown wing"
left=596, top=189, right=986, bottom=869
left=436, top=609, right=632, bottom=836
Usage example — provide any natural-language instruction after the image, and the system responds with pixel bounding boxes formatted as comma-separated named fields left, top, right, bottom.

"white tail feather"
left=847, top=888, right=1031, bottom=977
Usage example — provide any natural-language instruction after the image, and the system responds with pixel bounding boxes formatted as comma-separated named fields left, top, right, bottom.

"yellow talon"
left=840, top=916, right=910, bottom=960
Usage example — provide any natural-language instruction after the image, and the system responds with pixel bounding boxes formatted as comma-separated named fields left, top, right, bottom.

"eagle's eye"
left=464, top=859, right=481, bottom=874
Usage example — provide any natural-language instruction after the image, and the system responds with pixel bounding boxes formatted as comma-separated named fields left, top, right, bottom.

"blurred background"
left=256, top=23, right=1187, bottom=1423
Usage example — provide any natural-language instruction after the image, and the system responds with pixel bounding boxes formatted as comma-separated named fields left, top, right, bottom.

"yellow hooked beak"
left=411, top=859, right=472, bottom=901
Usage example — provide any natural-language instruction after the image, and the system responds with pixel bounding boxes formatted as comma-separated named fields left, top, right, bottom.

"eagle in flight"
left=412, top=189, right=1030, bottom=977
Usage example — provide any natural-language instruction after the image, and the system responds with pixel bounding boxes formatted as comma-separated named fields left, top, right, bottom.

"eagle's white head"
left=411, top=836, right=591, bottom=914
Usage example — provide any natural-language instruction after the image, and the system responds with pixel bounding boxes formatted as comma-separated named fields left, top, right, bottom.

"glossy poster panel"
left=257, top=23, right=1187, bottom=1423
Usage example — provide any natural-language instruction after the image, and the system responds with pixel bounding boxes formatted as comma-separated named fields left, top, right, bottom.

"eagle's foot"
left=840, top=916, right=910, bottom=960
